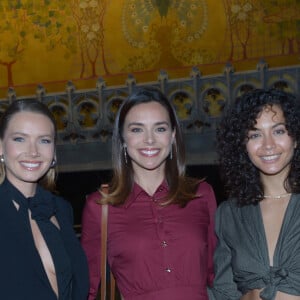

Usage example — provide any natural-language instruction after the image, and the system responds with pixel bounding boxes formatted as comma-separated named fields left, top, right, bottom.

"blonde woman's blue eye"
left=41, top=139, right=52, bottom=144
left=157, top=127, right=167, bottom=132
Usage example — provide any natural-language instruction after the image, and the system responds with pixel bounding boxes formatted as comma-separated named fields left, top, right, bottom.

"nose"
left=144, top=130, right=155, bottom=144
left=263, top=134, right=275, bottom=150
left=28, top=141, right=40, bottom=157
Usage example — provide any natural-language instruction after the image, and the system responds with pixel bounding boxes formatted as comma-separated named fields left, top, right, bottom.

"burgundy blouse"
left=81, top=181, right=217, bottom=300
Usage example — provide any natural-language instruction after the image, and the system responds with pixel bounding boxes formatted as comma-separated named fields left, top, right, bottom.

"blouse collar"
left=3, top=179, right=57, bottom=221
left=123, top=180, right=169, bottom=208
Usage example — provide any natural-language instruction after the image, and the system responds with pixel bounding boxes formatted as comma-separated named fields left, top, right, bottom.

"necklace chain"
left=263, top=193, right=292, bottom=199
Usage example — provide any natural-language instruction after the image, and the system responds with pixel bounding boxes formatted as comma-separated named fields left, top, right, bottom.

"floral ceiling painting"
left=0, top=0, right=299, bottom=98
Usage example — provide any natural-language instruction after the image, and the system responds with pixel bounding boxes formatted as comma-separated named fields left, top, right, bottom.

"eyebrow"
left=10, top=131, right=54, bottom=138
left=250, top=122, right=286, bottom=131
left=127, top=121, right=170, bottom=127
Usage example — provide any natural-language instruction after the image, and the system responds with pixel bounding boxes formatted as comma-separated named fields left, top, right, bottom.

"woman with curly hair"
left=211, top=89, right=300, bottom=300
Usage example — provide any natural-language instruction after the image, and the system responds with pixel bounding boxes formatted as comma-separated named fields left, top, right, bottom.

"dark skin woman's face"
left=245, top=105, right=296, bottom=177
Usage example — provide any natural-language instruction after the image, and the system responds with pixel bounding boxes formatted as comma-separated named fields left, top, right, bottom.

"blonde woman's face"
left=0, top=111, right=55, bottom=194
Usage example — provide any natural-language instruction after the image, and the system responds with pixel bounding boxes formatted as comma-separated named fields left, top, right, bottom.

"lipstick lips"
left=20, top=161, right=42, bottom=170
left=139, top=148, right=160, bottom=156
left=260, top=154, right=280, bottom=162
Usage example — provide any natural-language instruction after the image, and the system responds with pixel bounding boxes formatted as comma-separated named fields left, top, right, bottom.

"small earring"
left=50, top=159, right=56, bottom=168
left=0, top=155, right=4, bottom=163
left=170, top=145, right=173, bottom=160
left=123, top=146, right=128, bottom=164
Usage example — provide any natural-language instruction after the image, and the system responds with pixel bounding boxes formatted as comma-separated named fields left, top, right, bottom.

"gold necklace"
left=263, top=193, right=292, bottom=199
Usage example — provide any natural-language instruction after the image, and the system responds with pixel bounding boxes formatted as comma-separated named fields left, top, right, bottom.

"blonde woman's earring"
left=0, top=155, right=4, bottom=163
left=50, top=159, right=57, bottom=168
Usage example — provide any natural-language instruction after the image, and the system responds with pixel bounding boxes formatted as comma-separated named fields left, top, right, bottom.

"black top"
left=0, top=179, right=89, bottom=300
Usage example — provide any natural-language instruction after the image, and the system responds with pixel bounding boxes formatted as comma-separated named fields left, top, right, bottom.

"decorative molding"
left=1, top=62, right=299, bottom=172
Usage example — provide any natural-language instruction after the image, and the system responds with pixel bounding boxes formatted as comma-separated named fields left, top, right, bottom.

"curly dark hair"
left=217, top=88, right=300, bottom=206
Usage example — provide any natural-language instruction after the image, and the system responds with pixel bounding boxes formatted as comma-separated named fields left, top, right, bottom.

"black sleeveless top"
left=0, top=179, right=89, bottom=300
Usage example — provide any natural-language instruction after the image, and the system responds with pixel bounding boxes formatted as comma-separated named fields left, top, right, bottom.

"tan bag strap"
left=100, top=184, right=116, bottom=300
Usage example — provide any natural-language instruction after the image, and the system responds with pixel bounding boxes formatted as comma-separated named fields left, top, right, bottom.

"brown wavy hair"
left=103, top=86, right=200, bottom=207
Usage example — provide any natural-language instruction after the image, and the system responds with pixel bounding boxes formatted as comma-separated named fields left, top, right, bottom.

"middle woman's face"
left=122, top=101, right=175, bottom=175
left=246, top=105, right=296, bottom=178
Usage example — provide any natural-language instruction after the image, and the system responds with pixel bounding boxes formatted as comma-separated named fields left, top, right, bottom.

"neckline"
left=258, top=195, right=293, bottom=267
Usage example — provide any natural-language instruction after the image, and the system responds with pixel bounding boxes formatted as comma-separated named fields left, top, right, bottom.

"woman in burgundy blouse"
left=81, top=86, right=217, bottom=300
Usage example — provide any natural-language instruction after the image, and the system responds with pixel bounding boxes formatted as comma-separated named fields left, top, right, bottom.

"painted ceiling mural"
left=0, top=0, right=299, bottom=98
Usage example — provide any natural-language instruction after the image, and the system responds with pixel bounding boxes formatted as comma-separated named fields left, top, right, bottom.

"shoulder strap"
left=101, top=202, right=108, bottom=300
left=100, top=184, right=116, bottom=300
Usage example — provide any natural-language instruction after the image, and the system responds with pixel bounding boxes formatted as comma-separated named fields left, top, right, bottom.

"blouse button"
left=165, top=268, right=171, bottom=273
left=161, top=240, right=168, bottom=247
